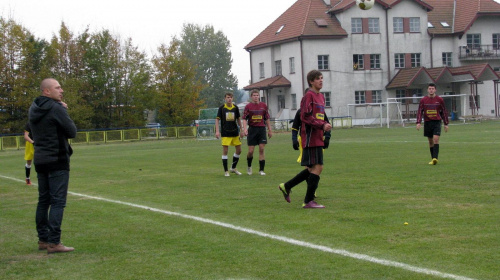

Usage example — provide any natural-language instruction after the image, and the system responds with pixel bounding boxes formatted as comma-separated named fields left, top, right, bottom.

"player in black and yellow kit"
left=215, top=92, right=244, bottom=176
left=24, top=122, right=35, bottom=185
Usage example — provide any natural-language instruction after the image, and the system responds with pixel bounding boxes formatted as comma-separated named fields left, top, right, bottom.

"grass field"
left=1, top=121, right=499, bottom=280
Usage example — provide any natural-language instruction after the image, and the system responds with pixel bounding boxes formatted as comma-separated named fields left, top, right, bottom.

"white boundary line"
left=0, top=174, right=476, bottom=280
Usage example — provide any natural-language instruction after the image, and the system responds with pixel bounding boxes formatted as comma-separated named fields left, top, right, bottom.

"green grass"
left=1, top=121, right=499, bottom=280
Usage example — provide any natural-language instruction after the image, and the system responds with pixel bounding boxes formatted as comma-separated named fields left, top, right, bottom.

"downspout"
left=300, top=38, right=305, bottom=94
left=248, top=49, right=253, bottom=86
left=430, top=33, right=434, bottom=68
left=385, top=8, right=391, bottom=83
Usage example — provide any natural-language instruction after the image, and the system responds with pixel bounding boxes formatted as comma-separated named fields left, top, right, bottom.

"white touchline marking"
left=1, top=174, right=476, bottom=280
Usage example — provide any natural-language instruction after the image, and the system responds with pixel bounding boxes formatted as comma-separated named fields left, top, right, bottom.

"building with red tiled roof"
left=244, top=0, right=500, bottom=124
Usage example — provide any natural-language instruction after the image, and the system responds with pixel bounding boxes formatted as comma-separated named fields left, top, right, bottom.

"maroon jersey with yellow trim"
left=300, top=89, right=327, bottom=148
left=243, top=102, right=270, bottom=127
left=416, top=95, right=449, bottom=125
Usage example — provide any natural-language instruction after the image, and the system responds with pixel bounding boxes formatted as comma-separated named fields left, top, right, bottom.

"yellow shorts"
left=221, top=136, right=241, bottom=146
left=24, top=142, right=34, bottom=161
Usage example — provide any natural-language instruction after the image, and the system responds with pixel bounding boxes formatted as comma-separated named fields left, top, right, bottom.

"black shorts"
left=247, top=126, right=267, bottom=146
left=424, top=120, right=442, bottom=138
left=301, top=147, right=323, bottom=167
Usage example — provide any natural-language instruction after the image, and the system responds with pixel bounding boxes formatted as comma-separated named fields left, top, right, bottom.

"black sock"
left=247, top=157, right=253, bottom=167
left=231, top=154, right=240, bottom=169
left=433, top=144, right=439, bottom=159
left=259, top=160, right=265, bottom=171
left=430, top=147, right=434, bottom=159
left=222, top=158, right=228, bottom=172
left=25, top=166, right=31, bottom=179
left=285, top=169, right=310, bottom=190
left=305, top=173, right=320, bottom=204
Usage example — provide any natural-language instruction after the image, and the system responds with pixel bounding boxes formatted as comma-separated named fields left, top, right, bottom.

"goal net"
left=196, top=108, right=218, bottom=140
left=347, top=103, right=394, bottom=128
left=386, top=94, right=465, bottom=128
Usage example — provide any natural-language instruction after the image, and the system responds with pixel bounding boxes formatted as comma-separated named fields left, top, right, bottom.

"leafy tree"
left=0, top=18, right=45, bottom=133
left=179, top=23, right=237, bottom=108
left=152, top=39, right=204, bottom=126
left=46, top=23, right=94, bottom=129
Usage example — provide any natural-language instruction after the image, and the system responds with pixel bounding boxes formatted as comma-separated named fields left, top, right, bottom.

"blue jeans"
left=36, top=170, right=70, bottom=244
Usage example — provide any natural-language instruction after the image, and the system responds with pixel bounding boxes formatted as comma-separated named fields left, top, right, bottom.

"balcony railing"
left=459, top=45, right=500, bottom=60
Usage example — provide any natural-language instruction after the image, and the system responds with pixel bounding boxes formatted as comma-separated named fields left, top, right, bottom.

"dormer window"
left=276, top=25, right=285, bottom=34
left=315, top=19, right=328, bottom=27
left=428, top=22, right=434, bottom=28
left=440, top=22, right=450, bottom=27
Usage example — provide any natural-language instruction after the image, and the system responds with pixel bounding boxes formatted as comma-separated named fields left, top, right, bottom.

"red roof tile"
left=427, top=0, right=500, bottom=35
left=387, top=64, right=500, bottom=89
left=245, top=0, right=347, bottom=50
left=243, top=75, right=292, bottom=90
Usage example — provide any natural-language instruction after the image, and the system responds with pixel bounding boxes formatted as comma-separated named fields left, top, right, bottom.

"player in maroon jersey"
left=279, top=70, right=331, bottom=208
left=416, top=83, right=449, bottom=165
left=242, top=89, right=273, bottom=175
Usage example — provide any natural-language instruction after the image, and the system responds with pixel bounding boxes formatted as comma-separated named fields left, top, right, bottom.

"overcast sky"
left=2, top=1, right=499, bottom=89
left=1, top=0, right=297, bottom=89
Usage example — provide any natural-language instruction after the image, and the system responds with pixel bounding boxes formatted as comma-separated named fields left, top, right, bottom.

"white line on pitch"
left=0, top=174, right=476, bottom=280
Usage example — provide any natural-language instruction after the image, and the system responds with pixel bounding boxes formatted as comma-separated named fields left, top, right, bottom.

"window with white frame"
left=351, top=18, right=362, bottom=33
left=372, top=90, right=382, bottom=103
left=318, top=55, right=329, bottom=70
left=393, top=17, right=403, bottom=33
left=291, top=94, right=297, bottom=110
left=275, top=60, right=282, bottom=76
left=355, top=91, right=366, bottom=104
left=370, top=54, right=381, bottom=69
left=409, top=17, right=420, bottom=32
left=353, top=54, right=364, bottom=70
left=493, top=34, right=500, bottom=50
left=322, top=92, right=331, bottom=107
left=394, top=53, right=405, bottom=68
left=411, top=53, right=421, bottom=67
left=467, top=34, right=481, bottom=49
left=368, top=18, right=380, bottom=33
left=289, top=57, right=295, bottom=73
left=442, top=52, right=452, bottom=66
left=259, top=63, right=264, bottom=78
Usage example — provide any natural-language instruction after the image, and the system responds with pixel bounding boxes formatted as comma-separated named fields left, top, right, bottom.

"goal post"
left=347, top=103, right=392, bottom=128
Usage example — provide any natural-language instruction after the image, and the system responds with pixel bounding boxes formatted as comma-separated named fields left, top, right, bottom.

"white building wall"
left=247, top=1, right=499, bottom=120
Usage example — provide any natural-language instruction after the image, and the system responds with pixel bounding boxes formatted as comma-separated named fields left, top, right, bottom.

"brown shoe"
left=38, top=241, right=49, bottom=250
left=47, top=243, right=74, bottom=254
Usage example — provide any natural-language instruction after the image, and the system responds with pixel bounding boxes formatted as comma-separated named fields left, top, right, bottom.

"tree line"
left=0, top=18, right=239, bottom=134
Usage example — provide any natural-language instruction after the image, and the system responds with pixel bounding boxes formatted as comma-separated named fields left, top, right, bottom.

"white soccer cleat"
left=224, top=171, right=230, bottom=177
left=230, top=168, right=242, bottom=175
left=247, top=167, right=252, bottom=175
left=259, top=170, right=266, bottom=176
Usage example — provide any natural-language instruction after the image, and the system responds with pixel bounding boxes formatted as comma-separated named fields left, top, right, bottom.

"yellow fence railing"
left=1, top=117, right=352, bottom=151
left=0, top=126, right=197, bottom=151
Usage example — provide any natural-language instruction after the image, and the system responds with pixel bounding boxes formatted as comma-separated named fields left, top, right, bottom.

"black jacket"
left=28, top=96, right=77, bottom=172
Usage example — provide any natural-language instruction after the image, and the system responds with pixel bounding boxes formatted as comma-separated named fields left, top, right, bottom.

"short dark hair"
left=250, top=89, right=259, bottom=96
left=307, top=70, right=322, bottom=87
left=428, top=83, right=436, bottom=89
left=225, top=92, right=234, bottom=98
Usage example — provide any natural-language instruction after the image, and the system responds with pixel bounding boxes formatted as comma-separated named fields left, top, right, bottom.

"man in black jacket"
left=29, top=78, right=77, bottom=254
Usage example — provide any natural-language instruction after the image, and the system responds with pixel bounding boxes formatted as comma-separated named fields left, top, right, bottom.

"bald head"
left=40, top=78, right=64, bottom=101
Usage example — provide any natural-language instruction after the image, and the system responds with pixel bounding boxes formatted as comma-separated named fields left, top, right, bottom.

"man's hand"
left=444, top=125, right=448, bottom=133
left=416, top=123, right=421, bottom=131
left=268, top=130, right=272, bottom=139
left=323, top=123, right=332, bottom=132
